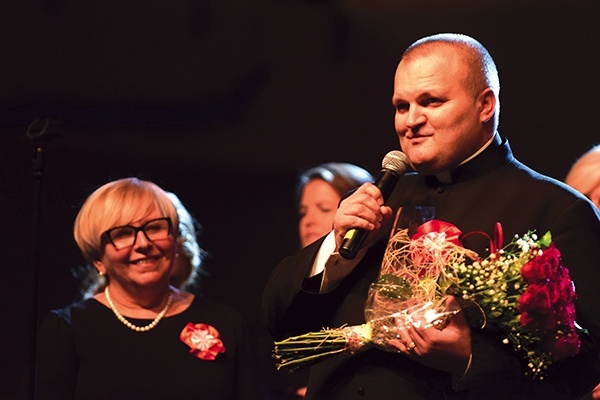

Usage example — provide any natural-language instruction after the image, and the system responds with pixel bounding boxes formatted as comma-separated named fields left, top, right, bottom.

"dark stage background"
left=1, top=1, right=598, bottom=399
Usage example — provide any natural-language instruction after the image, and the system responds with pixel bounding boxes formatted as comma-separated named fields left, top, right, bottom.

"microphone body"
left=338, top=151, right=410, bottom=259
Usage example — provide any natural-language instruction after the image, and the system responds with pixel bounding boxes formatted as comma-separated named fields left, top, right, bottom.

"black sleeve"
left=261, top=239, right=347, bottom=340
left=36, top=311, right=78, bottom=400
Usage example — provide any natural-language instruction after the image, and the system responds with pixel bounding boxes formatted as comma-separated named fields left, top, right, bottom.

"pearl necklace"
left=104, top=286, right=173, bottom=333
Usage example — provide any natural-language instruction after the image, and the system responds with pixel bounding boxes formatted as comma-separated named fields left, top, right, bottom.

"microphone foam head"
left=382, top=150, right=411, bottom=174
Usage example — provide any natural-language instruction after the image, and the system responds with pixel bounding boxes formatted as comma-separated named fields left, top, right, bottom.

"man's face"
left=392, top=45, right=492, bottom=175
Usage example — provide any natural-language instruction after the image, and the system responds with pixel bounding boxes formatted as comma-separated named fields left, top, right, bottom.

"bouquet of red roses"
left=447, top=227, right=582, bottom=377
left=273, top=220, right=583, bottom=379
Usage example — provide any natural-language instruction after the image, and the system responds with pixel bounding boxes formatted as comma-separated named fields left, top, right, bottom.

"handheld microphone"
left=338, top=150, right=411, bottom=259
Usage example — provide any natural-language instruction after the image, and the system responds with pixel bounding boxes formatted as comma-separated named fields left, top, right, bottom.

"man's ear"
left=478, top=88, right=496, bottom=123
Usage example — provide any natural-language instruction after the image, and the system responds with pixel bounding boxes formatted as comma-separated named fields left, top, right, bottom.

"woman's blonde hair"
left=73, top=177, right=179, bottom=263
left=166, top=192, right=207, bottom=290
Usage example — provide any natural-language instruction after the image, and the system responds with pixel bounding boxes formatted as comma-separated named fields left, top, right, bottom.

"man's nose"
left=405, top=106, right=426, bottom=128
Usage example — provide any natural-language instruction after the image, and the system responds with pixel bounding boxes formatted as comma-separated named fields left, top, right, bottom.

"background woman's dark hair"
left=296, top=162, right=374, bottom=205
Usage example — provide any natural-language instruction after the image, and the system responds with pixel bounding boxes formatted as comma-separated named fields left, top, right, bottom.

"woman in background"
left=297, top=162, right=374, bottom=248
left=280, top=162, right=373, bottom=398
left=37, top=177, right=259, bottom=400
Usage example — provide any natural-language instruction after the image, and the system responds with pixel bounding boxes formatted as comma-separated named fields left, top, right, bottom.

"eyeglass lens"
left=107, top=218, right=170, bottom=249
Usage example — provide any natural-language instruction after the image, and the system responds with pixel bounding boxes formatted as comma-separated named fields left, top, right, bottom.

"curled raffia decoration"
left=380, top=228, right=479, bottom=302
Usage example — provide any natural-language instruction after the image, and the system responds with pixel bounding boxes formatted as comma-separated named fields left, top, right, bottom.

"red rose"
left=545, top=281, right=561, bottom=305
left=520, top=259, right=549, bottom=283
left=521, top=244, right=563, bottom=284
left=180, top=322, right=226, bottom=360
left=555, top=267, right=576, bottom=301
left=542, top=244, right=562, bottom=268
left=518, top=285, right=558, bottom=331
left=518, top=285, right=553, bottom=313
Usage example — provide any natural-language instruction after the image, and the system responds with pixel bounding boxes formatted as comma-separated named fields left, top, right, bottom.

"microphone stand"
left=25, top=117, right=53, bottom=400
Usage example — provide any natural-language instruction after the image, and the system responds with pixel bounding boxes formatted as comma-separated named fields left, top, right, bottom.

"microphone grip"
left=338, top=228, right=367, bottom=259
left=337, top=168, right=400, bottom=260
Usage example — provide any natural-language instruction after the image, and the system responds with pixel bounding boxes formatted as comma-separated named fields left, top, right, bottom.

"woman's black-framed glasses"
left=102, top=217, right=172, bottom=250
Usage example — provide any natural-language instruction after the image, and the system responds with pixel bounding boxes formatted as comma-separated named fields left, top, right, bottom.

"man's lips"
left=405, top=132, right=432, bottom=140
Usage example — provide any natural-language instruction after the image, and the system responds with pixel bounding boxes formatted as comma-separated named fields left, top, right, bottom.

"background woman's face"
left=298, top=179, right=340, bottom=248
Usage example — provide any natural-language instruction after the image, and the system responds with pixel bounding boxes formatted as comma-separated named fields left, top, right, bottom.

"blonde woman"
left=37, top=177, right=259, bottom=400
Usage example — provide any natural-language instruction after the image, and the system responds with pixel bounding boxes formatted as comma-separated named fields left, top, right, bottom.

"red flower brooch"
left=180, top=322, right=226, bottom=360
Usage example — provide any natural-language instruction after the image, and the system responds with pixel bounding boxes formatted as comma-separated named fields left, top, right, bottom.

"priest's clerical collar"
left=434, top=133, right=500, bottom=184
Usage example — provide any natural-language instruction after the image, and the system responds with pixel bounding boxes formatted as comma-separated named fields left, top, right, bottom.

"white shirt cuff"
left=309, top=231, right=367, bottom=292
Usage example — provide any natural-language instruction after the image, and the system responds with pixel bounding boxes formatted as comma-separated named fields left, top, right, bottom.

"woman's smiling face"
left=94, top=210, right=177, bottom=290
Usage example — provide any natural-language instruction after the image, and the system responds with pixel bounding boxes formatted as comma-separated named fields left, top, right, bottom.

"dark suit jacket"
left=263, top=136, right=600, bottom=400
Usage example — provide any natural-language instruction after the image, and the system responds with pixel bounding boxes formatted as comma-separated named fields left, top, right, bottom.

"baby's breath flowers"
left=273, top=221, right=583, bottom=379
left=447, top=230, right=581, bottom=378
